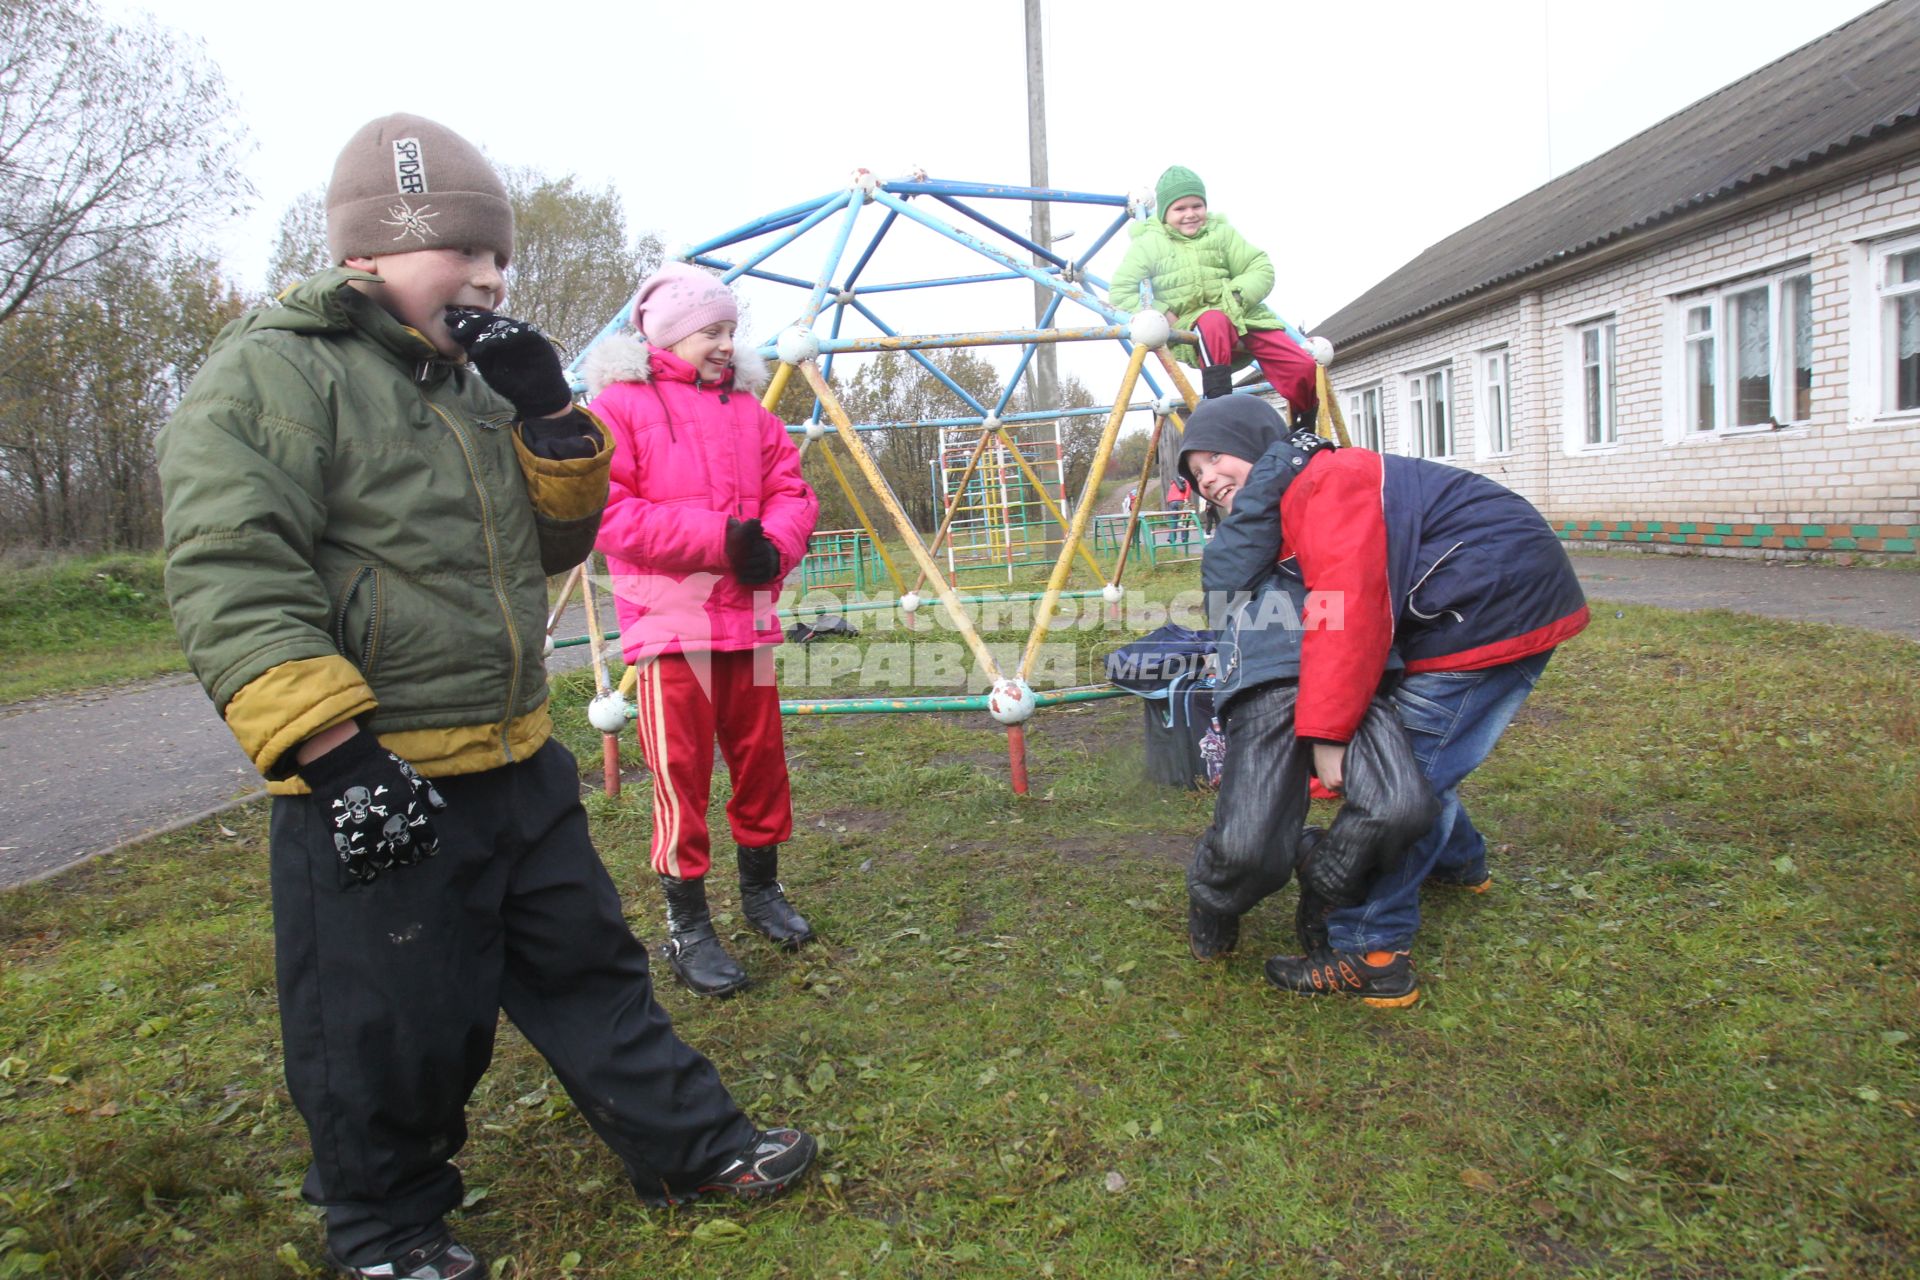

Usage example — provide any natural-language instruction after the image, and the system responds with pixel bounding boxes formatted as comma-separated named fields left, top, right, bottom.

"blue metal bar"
left=1075, top=211, right=1131, bottom=271
left=719, top=190, right=854, bottom=287
left=791, top=322, right=1134, bottom=356
left=993, top=290, right=1066, bottom=418
left=847, top=299, right=991, bottom=416
left=687, top=258, right=820, bottom=290
left=800, top=197, right=865, bottom=326
left=852, top=272, right=1024, bottom=294
left=933, top=196, right=1066, bottom=267
left=840, top=209, right=899, bottom=292
left=683, top=190, right=843, bottom=257
left=818, top=295, right=851, bottom=411
left=880, top=179, right=1128, bottom=207
left=782, top=401, right=1157, bottom=435
left=868, top=189, right=1125, bottom=324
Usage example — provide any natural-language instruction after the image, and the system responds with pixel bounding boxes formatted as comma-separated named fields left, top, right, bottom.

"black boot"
left=1187, top=899, right=1240, bottom=961
left=1200, top=364, right=1233, bottom=400
left=659, top=875, right=749, bottom=997
left=737, top=845, right=813, bottom=949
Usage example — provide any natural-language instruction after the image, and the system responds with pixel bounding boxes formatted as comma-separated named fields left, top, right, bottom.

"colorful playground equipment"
left=555, top=169, right=1342, bottom=793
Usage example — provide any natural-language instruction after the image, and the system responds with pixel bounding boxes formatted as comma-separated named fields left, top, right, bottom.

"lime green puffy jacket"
left=1106, top=214, right=1287, bottom=369
left=157, top=269, right=612, bottom=790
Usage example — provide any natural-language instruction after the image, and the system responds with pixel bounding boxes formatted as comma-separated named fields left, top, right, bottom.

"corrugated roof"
left=1316, top=0, right=1920, bottom=345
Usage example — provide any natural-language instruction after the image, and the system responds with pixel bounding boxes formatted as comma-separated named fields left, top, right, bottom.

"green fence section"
left=1090, top=511, right=1203, bottom=568
left=798, top=529, right=892, bottom=593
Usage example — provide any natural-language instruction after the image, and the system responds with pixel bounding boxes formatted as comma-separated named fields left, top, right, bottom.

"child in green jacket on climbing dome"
left=1107, top=165, right=1322, bottom=422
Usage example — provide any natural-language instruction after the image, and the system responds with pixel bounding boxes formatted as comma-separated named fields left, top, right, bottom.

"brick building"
left=1313, top=0, right=1920, bottom=558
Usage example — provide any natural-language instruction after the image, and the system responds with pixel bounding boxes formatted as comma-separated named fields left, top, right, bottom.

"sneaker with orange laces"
left=1263, top=948, right=1420, bottom=1007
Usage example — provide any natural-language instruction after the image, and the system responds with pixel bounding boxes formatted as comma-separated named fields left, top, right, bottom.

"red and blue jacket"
left=1280, top=448, right=1588, bottom=742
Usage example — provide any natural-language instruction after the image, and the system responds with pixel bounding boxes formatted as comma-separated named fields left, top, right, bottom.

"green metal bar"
left=781, top=686, right=1127, bottom=716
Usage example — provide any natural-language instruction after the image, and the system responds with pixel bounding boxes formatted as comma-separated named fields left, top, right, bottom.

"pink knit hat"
left=631, top=263, right=738, bottom=349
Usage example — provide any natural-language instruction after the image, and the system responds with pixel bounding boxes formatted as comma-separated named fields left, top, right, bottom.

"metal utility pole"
left=1024, top=0, right=1058, bottom=422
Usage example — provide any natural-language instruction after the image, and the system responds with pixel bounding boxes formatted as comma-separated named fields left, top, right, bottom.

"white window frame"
left=1665, top=263, right=1814, bottom=439
left=1404, top=364, right=1454, bottom=458
left=1344, top=382, right=1384, bottom=452
left=1477, top=346, right=1512, bottom=456
left=1868, top=232, right=1920, bottom=419
left=1563, top=316, right=1619, bottom=452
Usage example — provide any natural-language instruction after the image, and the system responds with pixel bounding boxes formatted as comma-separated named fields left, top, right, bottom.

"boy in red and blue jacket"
left=1181, top=396, right=1587, bottom=1005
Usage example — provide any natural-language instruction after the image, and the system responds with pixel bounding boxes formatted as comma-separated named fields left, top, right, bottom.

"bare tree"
left=502, top=168, right=662, bottom=360
left=0, top=0, right=253, bottom=326
left=265, top=186, right=330, bottom=296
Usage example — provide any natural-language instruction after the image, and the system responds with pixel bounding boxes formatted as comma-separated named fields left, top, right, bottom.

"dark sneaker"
left=1264, top=948, right=1420, bottom=1008
left=1187, top=901, right=1240, bottom=961
left=640, top=1128, right=817, bottom=1207
left=1424, top=866, right=1492, bottom=893
left=325, top=1235, right=479, bottom=1279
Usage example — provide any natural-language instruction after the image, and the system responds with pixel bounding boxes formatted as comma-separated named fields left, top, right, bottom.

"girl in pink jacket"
left=586, top=263, right=820, bottom=997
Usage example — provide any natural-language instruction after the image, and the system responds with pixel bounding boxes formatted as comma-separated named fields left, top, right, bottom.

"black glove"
left=519, top=408, right=604, bottom=461
left=443, top=308, right=574, bottom=419
left=298, top=731, right=448, bottom=883
left=725, top=516, right=782, bottom=585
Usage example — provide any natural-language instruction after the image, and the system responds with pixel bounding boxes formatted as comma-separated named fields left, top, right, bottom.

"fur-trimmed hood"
left=582, top=331, right=771, bottom=400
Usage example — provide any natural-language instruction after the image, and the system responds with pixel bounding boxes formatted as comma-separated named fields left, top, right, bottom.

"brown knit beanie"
left=326, top=113, right=513, bottom=265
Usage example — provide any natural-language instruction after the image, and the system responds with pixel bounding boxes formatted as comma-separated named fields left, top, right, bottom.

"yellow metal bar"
left=799, top=361, right=1002, bottom=681
left=1019, top=343, right=1149, bottom=679
left=911, top=425, right=998, bottom=592
left=762, top=360, right=795, bottom=413
left=579, top=552, right=612, bottom=696
left=618, top=661, right=638, bottom=698
left=1315, top=364, right=1351, bottom=447
left=990, top=426, right=1104, bottom=582
left=1109, top=408, right=1171, bottom=589
left=815, top=436, right=909, bottom=595
left=1155, top=350, right=1201, bottom=413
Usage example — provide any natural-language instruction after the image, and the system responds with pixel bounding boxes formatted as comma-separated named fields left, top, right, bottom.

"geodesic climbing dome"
left=560, top=169, right=1341, bottom=792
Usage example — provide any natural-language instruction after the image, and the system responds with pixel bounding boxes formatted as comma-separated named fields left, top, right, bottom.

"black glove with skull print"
left=298, top=731, right=449, bottom=883
left=443, top=307, right=576, bottom=421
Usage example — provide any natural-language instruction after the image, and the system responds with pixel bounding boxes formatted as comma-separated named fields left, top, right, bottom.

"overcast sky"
left=107, top=0, right=1884, bottom=402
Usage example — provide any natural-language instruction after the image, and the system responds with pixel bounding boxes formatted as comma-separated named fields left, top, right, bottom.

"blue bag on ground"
left=1104, top=624, right=1226, bottom=789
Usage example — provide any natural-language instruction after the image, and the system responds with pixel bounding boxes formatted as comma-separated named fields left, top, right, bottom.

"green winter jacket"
left=1106, top=213, right=1285, bottom=369
left=157, top=268, right=613, bottom=793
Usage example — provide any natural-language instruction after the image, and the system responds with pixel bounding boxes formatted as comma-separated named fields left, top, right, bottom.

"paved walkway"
left=2, top=556, right=1916, bottom=889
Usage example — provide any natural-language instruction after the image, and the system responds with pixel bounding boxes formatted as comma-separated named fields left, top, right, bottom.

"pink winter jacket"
left=585, top=336, right=818, bottom=660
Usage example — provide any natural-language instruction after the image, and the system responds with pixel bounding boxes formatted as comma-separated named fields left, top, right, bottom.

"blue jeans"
left=1325, top=650, right=1553, bottom=954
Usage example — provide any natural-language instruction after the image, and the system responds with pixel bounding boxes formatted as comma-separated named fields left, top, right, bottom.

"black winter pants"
left=270, top=739, right=754, bottom=1266
left=1187, top=682, right=1439, bottom=918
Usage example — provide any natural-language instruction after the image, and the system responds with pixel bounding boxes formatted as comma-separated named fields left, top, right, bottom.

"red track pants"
left=632, top=648, right=793, bottom=880
left=1191, top=310, right=1319, bottom=415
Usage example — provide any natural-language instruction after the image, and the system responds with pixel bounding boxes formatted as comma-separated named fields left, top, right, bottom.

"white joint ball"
left=1305, top=335, right=1335, bottom=366
left=776, top=326, right=820, bottom=365
left=986, top=676, right=1037, bottom=726
left=1127, top=187, right=1156, bottom=221
left=1102, top=583, right=1124, bottom=605
left=1154, top=394, right=1184, bottom=417
left=834, top=288, right=856, bottom=306
left=1129, top=310, right=1172, bottom=350
left=849, top=167, right=879, bottom=198
left=666, top=242, right=695, bottom=263
left=804, top=419, right=827, bottom=441
left=899, top=591, right=922, bottom=615
left=587, top=691, right=632, bottom=733
left=980, top=414, right=1002, bottom=432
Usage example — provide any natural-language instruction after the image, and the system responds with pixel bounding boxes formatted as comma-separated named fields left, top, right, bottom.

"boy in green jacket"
left=1107, top=165, right=1320, bottom=421
left=158, top=114, right=812, bottom=1279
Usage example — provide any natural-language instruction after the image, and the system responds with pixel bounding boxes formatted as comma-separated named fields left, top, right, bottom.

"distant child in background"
left=586, top=263, right=820, bottom=999
left=1107, top=165, right=1320, bottom=422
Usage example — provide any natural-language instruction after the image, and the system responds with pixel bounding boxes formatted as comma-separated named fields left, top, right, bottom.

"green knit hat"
left=1154, top=165, right=1206, bottom=219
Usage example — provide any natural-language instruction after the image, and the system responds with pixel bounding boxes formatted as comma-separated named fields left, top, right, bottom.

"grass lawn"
left=0, top=555, right=185, bottom=706
left=2, top=601, right=1917, bottom=1278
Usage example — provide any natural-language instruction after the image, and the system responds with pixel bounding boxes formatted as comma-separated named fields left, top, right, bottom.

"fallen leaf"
left=1104, top=1170, right=1127, bottom=1193
left=1460, top=1168, right=1498, bottom=1192
left=691, top=1219, right=748, bottom=1246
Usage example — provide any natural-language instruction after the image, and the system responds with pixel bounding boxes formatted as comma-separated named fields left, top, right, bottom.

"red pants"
left=632, top=648, right=793, bottom=879
left=1192, top=310, right=1318, bottom=415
